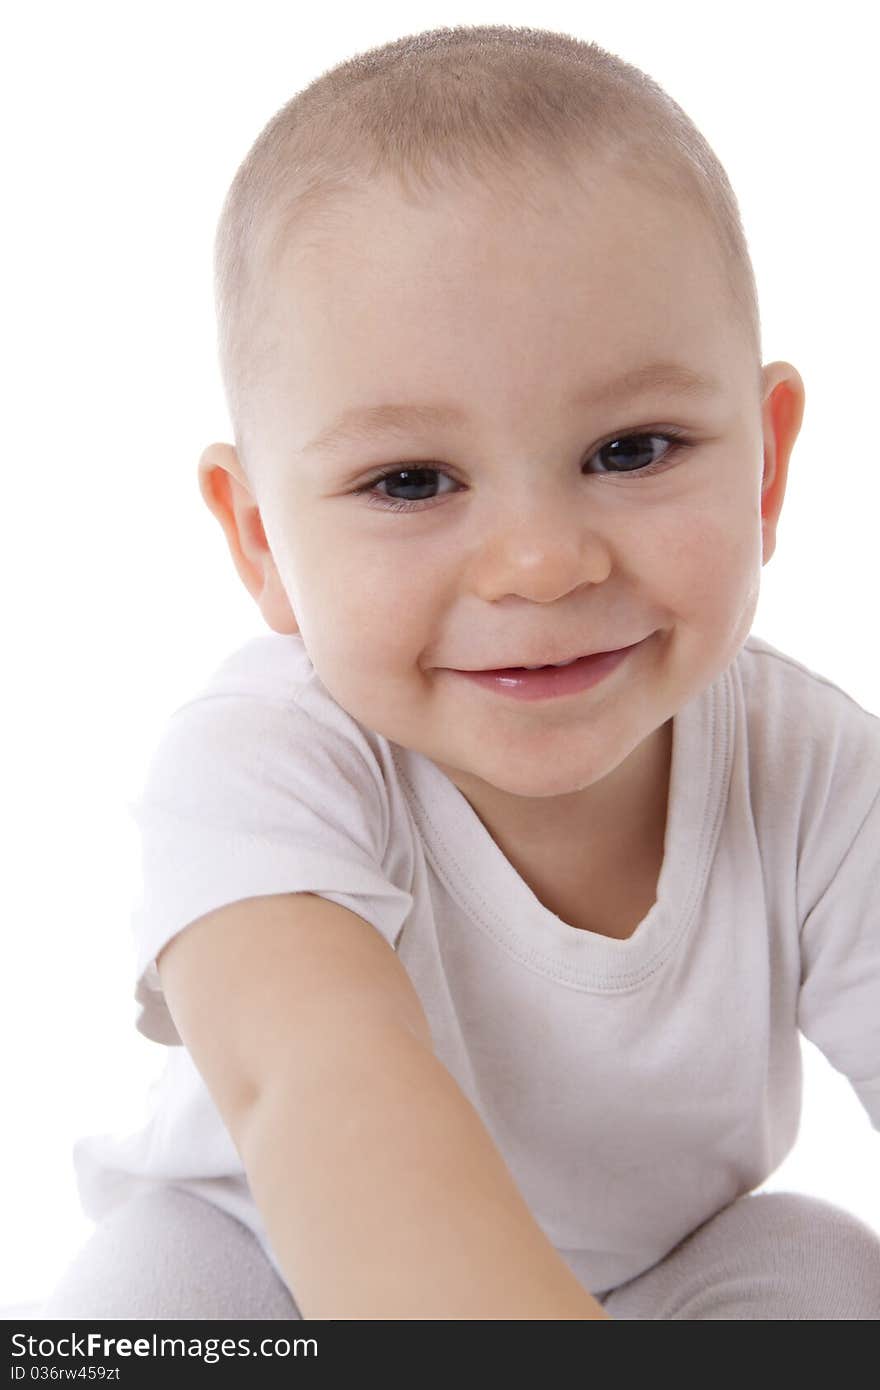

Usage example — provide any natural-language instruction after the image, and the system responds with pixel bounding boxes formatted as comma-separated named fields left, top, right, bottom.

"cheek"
left=661, top=507, right=762, bottom=628
left=294, top=531, right=433, bottom=663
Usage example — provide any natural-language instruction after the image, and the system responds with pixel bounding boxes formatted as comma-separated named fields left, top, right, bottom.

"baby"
left=45, top=24, right=880, bottom=1320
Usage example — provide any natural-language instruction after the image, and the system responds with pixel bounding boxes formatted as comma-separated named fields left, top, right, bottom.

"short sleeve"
left=797, top=781, right=880, bottom=1128
left=129, top=692, right=415, bottom=1046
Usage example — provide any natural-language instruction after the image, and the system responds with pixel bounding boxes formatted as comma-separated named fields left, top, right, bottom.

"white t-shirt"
left=72, top=631, right=880, bottom=1298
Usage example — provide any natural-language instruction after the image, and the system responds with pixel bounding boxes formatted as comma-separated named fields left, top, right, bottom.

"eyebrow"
left=300, top=361, right=722, bottom=457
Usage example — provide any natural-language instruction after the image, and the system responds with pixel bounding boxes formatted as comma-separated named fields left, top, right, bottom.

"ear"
left=197, top=442, right=300, bottom=635
left=759, top=362, right=806, bottom=564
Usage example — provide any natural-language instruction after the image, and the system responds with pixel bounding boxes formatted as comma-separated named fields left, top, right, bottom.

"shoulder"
left=732, top=635, right=880, bottom=890
left=131, top=635, right=417, bottom=1045
left=140, top=633, right=394, bottom=818
left=735, top=632, right=880, bottom=780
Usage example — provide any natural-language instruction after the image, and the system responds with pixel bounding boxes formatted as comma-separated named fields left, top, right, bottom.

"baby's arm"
left=158, top=892, right=611, bottom=1320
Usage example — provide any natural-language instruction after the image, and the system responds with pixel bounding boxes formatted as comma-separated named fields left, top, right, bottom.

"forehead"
left=276, top=161, right=728, bottom=301
left=259, top=165, right=743, bottom=430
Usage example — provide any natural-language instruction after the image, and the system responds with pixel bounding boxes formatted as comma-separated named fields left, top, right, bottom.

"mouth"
left=453, top=642, right=639, bottom=674
left=443, top=637, right=649, bottom=702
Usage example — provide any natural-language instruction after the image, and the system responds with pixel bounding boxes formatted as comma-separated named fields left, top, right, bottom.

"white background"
left=3, top=0, right=877, bottom=1314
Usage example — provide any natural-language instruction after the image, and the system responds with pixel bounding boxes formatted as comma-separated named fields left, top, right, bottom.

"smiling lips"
left=458, top=642, right=633, bottom=673
left=449, top=642, right=643, bottom=700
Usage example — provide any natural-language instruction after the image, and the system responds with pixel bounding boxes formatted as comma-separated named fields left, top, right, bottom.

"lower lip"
left=448, top=639, right=646, bottom=701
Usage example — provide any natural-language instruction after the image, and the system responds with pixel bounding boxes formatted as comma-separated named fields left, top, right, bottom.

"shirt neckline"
left=390, top=665, right=733, bottom=990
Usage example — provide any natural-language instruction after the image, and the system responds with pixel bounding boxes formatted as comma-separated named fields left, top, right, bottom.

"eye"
left=353, top=429, right=695, bottom=513
left=592, top=433, right=680, bottom=474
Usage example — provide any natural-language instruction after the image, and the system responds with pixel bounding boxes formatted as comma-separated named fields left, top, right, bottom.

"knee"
left=735, top=1190, right=880, bottom=1312
left=745, top=1190, right=880, bottom=1251
left=41, top=1186, right=302, bottom=1321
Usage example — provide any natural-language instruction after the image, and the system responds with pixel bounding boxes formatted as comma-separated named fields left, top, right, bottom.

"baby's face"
left=211, top=162, right=801, bottom=808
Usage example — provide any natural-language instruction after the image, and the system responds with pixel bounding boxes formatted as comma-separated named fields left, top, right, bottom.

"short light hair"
left=213, top=24, right=762, bottom=481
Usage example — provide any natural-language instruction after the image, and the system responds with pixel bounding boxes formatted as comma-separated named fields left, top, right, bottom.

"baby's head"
left=199, top=24, right=804, bottom=809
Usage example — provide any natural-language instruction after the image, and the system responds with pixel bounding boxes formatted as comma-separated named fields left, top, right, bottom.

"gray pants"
left=40, top=1186, right=880, bottom=1320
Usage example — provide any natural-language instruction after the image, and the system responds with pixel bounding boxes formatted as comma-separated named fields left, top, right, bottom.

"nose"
left=468, top=494, right=613, bottom=603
